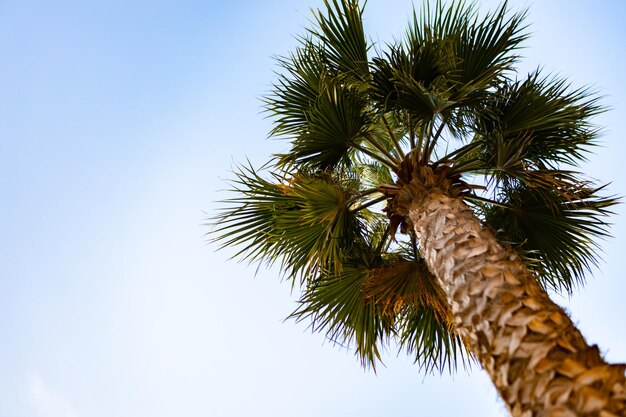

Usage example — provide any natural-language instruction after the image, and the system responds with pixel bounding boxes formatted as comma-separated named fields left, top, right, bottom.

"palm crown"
left=212, top=0, right=617, bottom=372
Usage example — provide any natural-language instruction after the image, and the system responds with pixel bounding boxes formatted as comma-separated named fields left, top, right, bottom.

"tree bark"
left=408, top=187, right=626, bottom=417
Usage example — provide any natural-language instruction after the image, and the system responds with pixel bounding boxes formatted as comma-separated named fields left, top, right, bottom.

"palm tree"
left=211, top=1, right=626, bottom=415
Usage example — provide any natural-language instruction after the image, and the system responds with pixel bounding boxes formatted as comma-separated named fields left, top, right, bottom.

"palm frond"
left=460, top=131, right=582, bottom=192
left=474, top=71, right=604, bottom=169
left=371, top=0, right=527, bottom=119
left=266, top=41, right=329, bottom=139
left=353, top=161, right=393, bottom=190
left=398, top=304, right=468, bottom=373
left=291, top=264, right=389, bottom=367
left=212, top=163, right=292, bottom=264
left=278, top=78, right=373, bottom=169
left=363, top=257, right=449, bottom=320
left=292, top=256, right=465, bottom=372
left=409, top=0, right=471, bottom=45
left=370, top=40, right=455, bottom=120
left=482, top=180, right=619, bottom=292
left=311, top=0, right=369, bottom=80
left=451, top=1, right=528, bottom=95
left=211, top=164, right=369, bottom=281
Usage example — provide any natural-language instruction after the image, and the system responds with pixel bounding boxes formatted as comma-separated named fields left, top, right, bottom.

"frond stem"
left=351, top=195, right=388, bottom=212
left=463, top=194, right=512, bottom=209
left=413, top=121, right=426, bottom=160
left=443, top=140, right=482, bottom=160
left=411, top=233, right=418, bottom=261
left=373, top=223, right=392, bottom=259
left=353, top=143, right=399, bottom=173
left=382, top=114, right=406, bottom=159
left=362, top=132, right=401, bottom=165
left=417, top=119, right=433, bottom=163
left=449, top=157, right=483, bottom=174
left=345, top=187, right=381, bottom=205
left=423, top=116, right=447, bottom=164
left=409, top=116, right=416, bottom=150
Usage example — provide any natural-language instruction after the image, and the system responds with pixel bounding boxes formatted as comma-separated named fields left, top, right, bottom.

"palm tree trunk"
left=408, top=187, right=626, bottom=417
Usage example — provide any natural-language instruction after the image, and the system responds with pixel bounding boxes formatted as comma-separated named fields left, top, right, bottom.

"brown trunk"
left=408, top=187, right=626, bottom=417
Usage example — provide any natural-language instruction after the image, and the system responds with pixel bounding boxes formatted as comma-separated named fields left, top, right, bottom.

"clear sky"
left=1, top=1, right=625, bottom=416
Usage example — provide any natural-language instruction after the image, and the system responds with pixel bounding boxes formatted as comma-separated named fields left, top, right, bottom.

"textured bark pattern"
left=407, top=188, right=626, bottom=417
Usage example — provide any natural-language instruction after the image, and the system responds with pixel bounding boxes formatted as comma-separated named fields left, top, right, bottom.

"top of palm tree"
left=211, top=0, right=618, bottom=372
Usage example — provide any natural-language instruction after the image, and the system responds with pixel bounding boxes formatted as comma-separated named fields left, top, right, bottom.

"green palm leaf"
left=363, top=258, right=448, bottom=317
left=292, top=256, right=466, bottom=371
left=483, top=181, right=618, bottom=292
left=370, top=34, right=455, bottom=119
left=399, top=304, right=466, bottom=373
left=266, top=42, right=329, bottom=139
left=282, top=81, right=372, bottom=169
left=291, top=264, right=387, bottom=367
left=473, top=71, right=603, bottom=169
left=212, top=164, right=368, bottom=280
left=311, top=0, right=369, bottom=80
left=451, top=1, right=528, bottom=94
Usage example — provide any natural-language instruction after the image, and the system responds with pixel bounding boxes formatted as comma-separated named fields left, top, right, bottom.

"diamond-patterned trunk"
left=409, top=188, right=626, bottom=417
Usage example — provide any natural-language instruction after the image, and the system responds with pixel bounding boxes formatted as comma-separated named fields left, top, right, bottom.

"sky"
left=1, top=0, right=625, bottom=416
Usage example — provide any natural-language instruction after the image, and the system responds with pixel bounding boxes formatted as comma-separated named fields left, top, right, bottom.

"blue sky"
left=1, top=1, right=625, bottom=416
